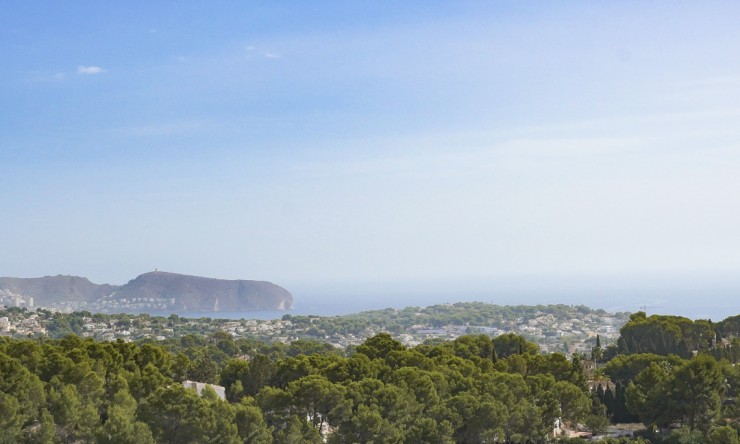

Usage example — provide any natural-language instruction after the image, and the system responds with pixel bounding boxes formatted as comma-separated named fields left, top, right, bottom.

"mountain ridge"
left=0, top=271, right=292, bottom=312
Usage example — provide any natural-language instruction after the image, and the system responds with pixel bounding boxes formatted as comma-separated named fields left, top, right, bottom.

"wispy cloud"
left=291, top=106, right=740, bottom=182
left=25, top=71, right=66, bottom=82
left=245, top=45, right=281, bottom=59
left=77, top=65, right=104, bottom=75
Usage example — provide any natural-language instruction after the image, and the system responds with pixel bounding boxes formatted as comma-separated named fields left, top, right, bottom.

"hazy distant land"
left=0, top=271, right=292, bottom=313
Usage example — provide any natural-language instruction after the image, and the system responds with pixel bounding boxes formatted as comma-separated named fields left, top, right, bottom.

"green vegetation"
left=0, top=308, right=739, bottom=442
left=0, top=303, right=630, bottom=356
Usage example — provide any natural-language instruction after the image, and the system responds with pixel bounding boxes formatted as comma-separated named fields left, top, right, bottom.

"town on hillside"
left=1, top=302, right=629, bottom=355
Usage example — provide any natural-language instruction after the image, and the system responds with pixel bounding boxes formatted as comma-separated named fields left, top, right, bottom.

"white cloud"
left=24, top=70, right=67, bottom=82
left=77, top=65, right=104, bottom=75
left=244, top=45, right=280, bottom=59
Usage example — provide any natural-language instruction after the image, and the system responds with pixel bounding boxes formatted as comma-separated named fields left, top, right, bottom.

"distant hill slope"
left=112, top=271, right=293, bottom=311
left=0, top=271, right=292, bottom=312
left=0, top=275, right=114, bottom=306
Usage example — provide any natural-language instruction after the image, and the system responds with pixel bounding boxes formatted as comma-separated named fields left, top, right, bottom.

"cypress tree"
left=603, top=386, right=615, bottom=421
left=613, top=382, right=638, bottom=423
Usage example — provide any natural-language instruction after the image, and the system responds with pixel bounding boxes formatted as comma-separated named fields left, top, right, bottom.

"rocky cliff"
left=112, top=271, right=293, bottom=311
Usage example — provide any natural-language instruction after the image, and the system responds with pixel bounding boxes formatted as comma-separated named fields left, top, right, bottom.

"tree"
left=128, top=363, right=168, bottom=400
left=346, top=378, right=420, bottom=428
left=187, top=354, right=220, bottom=384
left=552, top=381, right=591, bottom=424
left=603, top=353, right=684, bottom=384
left=619, top=314, right=714, bottom=357
left=492, top=333, right=539, bottom=359
left=200, top=386, right=240, bottom=444
left=288, top=375, right=348, bottom=431
left=286, top=339, right=339, bottom=357
left=220, top=358, right=250, bottom=400
left=463, top=400, right=508, bottom=442
left=592, top=334, right=604, bottom=363
left=98, top=390, right=155, bottom=444
left=47, top=378, right=100, bottom=442
left=404, top=417, right=454, bottom=444
left=584, top=414, right=610, bottom=436
left=5, top=340, right=45, bottom=375
left=136, top=343, right=172, bottom=376
left=276, top=416, right=322, bottom=444
left=0, top=392, right=23, bottom=443
left=329, top=404, right=403, bottom=444
left=626, top=362, right=675, bottom=430
left=0, top=352, right=46, bottom=430
left=171, top=352, right=191, bottom=382
left=20, top=408, right=56, bottom=444
left=46, top=318, right=74, bottom=337
left=505, top=398, right=551, bottom=443
left=450, top=334, right=498, bottom=363
left=234, top=399, right=273, bottom=444
left=245, top=355, right=276, bottom=396
left=77, top=370, right=105, bottom=409
left=272, top=355, right=318, bottom=388
left=391, top=367, right=441, bottom=409
left=611, top=382, right=638, bottom=423
left=709, top=425, right=740, bottom=444
left=139, top=385, right=209, bottom=444
left=355, top=333, right=405, bottom=360
left=672, top=354, right=724, bottom=434
left=626, top=355, right=724, bottom=434
left=256, top=386, right=293, bottom=433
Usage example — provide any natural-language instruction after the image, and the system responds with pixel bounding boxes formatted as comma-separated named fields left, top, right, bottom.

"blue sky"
left=2, top=2, right=740, bottom=301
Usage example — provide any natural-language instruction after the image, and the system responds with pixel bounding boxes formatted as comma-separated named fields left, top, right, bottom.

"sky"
left=2, top=2, right=740, bottom=311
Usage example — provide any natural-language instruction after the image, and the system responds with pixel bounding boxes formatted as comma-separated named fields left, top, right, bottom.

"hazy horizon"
left=10, top=268, right=739, bottom=321
left=2, top=3, right=739, bottom=310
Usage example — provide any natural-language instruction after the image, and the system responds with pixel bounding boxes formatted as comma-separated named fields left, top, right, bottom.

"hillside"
left=0, top=275, right=114, bottom=306
left=110, top=271, right=293, bottom=311
left=0, top=271, right=292, bottom=312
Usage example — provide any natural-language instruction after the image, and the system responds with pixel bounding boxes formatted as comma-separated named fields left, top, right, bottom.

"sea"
left=169, top=272, right=740, bottom=322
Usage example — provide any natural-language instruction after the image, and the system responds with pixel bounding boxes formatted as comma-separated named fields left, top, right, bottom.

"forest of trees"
left=0, top=311, right=739, bottom=443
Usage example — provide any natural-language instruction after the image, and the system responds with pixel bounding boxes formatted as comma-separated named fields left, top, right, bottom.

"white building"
left=182, top=380, right=226, bottom=400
